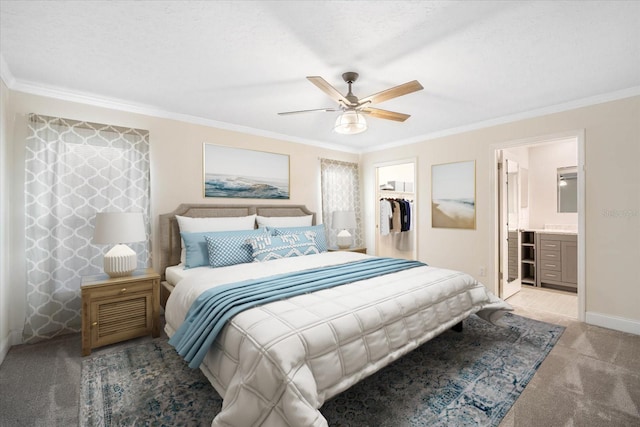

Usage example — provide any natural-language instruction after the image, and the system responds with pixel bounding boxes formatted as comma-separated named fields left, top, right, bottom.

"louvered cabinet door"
left=81, top=269, right=160, bottom=356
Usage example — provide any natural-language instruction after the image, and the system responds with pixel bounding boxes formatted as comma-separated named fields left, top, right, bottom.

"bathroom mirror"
left=557, top=166, right=577, bottom=213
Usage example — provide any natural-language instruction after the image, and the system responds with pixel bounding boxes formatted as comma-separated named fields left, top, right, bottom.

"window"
left=23, top=115, right=150, bottom=341
left=320, top=159, right=363, bottom=248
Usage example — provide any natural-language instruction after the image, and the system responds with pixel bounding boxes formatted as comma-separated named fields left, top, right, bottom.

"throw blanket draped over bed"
left=170, top=257, right=425, bottom=368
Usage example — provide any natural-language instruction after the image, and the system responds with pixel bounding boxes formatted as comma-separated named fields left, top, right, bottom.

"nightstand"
left=328, top=247, right=367, bottom=254
left=81, top=268, right=160, bottom=356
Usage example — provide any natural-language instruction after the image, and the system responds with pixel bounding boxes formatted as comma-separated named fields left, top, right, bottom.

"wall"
left=528, top=139, right=578, bottom=229
left=0, top=80, right=12, bottom=362
left=2, top=90, right=638, bottom=363
left=1, top=90, right=358, bottom=359
left=361, top=96, right=640, bottom=334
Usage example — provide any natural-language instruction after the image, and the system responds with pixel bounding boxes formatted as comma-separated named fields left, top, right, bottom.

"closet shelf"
left=378, top=192, right=414, bottom=200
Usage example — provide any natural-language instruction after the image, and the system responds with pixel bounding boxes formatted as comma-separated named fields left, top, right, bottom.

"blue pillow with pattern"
left=248, top=232, right=320, bottom=262
left=181, top=229, right=265, bottom=269
left=204, top=229, right=269, bottom=268
left=269, top=224, right=328, bottom=253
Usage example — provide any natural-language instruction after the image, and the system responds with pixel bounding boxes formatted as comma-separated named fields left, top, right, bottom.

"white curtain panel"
left=320, top=159, right=363, bottom=249
left=23, top=114, right=150, bottom=342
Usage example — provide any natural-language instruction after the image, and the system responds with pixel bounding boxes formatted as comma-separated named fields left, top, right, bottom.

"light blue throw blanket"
left=170, top=257, right=426, bottom=368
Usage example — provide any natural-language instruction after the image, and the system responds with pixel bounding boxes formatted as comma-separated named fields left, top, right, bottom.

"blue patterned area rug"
left=80, top=313, right=564, bottom=426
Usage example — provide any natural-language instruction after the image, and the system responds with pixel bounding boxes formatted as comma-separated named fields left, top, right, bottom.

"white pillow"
left=256, top=215, right=313, bottom=228
left=176, top=214, right=256, bottom=263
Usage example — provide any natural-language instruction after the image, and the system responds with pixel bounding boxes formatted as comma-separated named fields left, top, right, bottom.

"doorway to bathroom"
left=495, top=132, right=584, bottom=320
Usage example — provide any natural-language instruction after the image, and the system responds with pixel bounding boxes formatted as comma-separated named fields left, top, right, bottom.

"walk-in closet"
left=375, top=160, right=417, bottom=260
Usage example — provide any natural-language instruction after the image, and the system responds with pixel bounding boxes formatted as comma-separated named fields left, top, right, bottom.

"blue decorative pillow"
left=269, top=224, right=328, bottom=253
left=181, top=229, right=265, bottom=269
left=248, top=232, right=320, bottom=262
left=204, top=229, right=269, bottom=268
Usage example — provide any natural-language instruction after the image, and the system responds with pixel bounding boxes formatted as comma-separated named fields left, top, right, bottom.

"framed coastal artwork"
left=203, top=144, right=290, bottom=199
left=431, top=160, right=476, bottom=229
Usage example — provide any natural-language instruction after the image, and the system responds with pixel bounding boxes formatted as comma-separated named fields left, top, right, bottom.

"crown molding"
left=1, top=65, right=359, bottom=154
left=3, top=55, right=637, bottom=156
left=0, top=54, right=16, bottom=88
left=362, top=86, right=640, bottom=153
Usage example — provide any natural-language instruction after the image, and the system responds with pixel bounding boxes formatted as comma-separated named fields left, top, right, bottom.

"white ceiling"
left=1, top=1, right=639, bottom=152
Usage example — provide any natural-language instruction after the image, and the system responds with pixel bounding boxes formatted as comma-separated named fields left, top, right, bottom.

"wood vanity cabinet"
left=536, top=233, right=577, bottom=291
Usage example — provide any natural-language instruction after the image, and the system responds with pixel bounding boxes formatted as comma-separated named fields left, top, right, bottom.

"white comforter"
left=165, top=252, right=512, bottom=427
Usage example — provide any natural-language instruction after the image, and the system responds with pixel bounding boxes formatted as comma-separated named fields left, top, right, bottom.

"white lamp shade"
left=93, top=212, right=146, bottom=278
left=93, top=212, right=146, bottom=244
left=334, top=111, right=367, bottom=135
left=332, top=211, right=357, bottom=230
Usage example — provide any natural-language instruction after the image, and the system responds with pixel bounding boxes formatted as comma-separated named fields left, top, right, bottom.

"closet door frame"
left=374, top=158, right=418, bottom=260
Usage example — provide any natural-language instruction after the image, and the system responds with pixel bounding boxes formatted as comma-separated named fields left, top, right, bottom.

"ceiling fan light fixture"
left=334, top=110, right=367, bottom=135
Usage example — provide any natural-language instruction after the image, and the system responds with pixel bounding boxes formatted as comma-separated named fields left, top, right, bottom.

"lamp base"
left=336, top=230, right=352, bottom=249
left=104, top=244, right=137, bottom=278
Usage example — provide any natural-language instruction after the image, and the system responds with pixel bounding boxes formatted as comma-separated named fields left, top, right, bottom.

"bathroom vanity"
left=521, top=230, right=577, bottom=292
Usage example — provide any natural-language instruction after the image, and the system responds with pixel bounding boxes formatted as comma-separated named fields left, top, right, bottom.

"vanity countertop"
left=525, top=229, right=577, bottom=235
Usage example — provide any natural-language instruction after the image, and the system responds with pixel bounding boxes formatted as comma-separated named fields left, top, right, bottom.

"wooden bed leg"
left=451, top=321, right=463, bottom=332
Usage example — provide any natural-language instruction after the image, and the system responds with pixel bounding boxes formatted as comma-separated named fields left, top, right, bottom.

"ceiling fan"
left=278, top=72, right=424, bottom=134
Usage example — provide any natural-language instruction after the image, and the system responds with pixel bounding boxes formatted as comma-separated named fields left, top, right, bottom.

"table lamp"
left=93, top=212, right=146, bottom=277
left=332, top=210, right=357, bottom=249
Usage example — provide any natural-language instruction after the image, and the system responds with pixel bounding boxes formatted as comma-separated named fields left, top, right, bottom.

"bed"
left=159, top=203, right=512, bottom=427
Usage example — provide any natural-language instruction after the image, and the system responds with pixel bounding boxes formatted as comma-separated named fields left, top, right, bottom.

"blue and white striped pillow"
left=248, top=232, right=320, bottom=262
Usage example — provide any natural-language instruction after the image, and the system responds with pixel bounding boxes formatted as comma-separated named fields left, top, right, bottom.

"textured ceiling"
left=1, top=1, right=639, bottom=152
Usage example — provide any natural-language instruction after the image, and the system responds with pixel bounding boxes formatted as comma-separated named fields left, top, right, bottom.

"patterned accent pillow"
left=248, top=232, right=320, bottom=262
left=181, top=228, right=265, bottom=269
left=176, top=214, right=257, bottom=263
left=205, top=229, right=268, bottom=268
left=269, top=224, right=328, bottom=253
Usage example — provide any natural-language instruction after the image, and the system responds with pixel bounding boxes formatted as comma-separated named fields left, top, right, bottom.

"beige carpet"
left=499, top=302, right=640, bottom=426
left=1, top=304, right=638, bottom=426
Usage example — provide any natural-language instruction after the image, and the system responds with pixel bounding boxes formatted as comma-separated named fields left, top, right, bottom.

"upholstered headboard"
left=158, top=204, right=316, bottom=279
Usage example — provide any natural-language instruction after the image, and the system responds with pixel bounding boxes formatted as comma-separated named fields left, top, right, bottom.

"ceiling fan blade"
left=307, top=76, right=353, bottom=107
left=278, top=107, right=339, bottom=116
left=358, top=80, right=424, bottom=106
left=361, top=107, right=411, bottom=122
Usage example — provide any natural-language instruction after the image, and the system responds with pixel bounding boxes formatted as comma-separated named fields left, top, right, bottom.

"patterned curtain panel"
left=23, top=114, right=150, bottom=342
left=320, top=159, right=363, bottom=248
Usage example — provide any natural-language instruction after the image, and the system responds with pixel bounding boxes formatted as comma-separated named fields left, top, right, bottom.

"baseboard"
left=585, top=311, right=640, bottom=336
left=0, top=329, right=22, bottom=366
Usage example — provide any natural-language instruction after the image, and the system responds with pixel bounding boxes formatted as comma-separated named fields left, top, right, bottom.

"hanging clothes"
left=380, top=198, right=413, bottom=235
left=391, top=200, right=402, bottom=232
left=400, top=200, right=411, bottom=231
left=379, top=199, right=392, bottom=236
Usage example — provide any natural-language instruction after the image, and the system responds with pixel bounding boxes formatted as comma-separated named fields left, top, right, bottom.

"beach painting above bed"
left=431, top=160, right=476, bottom=229
left=203, top=144, right=290, bottom=199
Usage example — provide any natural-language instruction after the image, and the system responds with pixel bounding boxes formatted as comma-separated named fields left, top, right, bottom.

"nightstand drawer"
left=89, top=279, right=154, bottom=300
